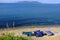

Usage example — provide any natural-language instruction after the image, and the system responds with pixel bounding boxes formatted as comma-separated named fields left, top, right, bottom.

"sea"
left=0, top=3, right=60, bottom=28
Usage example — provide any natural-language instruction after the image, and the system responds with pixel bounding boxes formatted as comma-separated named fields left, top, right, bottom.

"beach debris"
left=44, top=30, right=54, bottom=36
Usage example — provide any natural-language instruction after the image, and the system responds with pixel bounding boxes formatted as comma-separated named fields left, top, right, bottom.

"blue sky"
left=0, top=0, right=60, bottom=3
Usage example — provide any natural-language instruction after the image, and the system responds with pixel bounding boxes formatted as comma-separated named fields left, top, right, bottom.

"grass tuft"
left=0, top=33, right=32, bottom=40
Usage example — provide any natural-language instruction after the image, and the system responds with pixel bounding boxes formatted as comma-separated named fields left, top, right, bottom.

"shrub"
left=0, top=33, right=32, bottom=40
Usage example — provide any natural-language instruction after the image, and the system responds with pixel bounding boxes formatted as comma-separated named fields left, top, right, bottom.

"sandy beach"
left=0, top=25, right=60, bottom=40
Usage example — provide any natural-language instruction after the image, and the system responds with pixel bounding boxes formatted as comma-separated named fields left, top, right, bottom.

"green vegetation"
left=0, top=33, right=32, bottom=40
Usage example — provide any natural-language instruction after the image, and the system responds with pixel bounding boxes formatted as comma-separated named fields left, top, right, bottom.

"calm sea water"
left=0, top=3, right=60, bottom=28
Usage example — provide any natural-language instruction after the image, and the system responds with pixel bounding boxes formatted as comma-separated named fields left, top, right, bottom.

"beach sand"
left=0, top=25, right=60, bottom=40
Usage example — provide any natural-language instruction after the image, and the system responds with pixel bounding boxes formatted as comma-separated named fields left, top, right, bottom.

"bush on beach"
left=0, top=33, right=32, bottom=40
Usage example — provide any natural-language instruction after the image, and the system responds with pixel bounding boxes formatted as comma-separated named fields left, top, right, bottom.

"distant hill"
left=17, top=1, right=41, bottom=4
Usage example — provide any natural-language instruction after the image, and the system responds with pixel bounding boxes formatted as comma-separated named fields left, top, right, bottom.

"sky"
left=0, top=0, right=60, bottom=3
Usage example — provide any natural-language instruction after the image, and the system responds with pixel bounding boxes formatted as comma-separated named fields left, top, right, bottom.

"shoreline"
left=0, top=25, right=60, bottom=33
left=0, top=25, right=60, bottom=31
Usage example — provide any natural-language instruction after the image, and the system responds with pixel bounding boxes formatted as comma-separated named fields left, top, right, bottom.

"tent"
left=44, top=30, right=54, bottom=36
left=34, top=30, right=44, bottom=37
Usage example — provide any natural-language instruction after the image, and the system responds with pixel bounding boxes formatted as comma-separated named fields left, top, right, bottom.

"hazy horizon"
left=0, top=0, right=60, bottom=4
